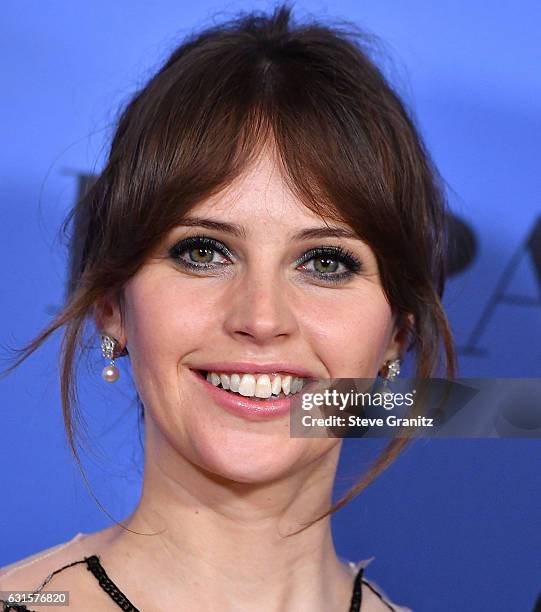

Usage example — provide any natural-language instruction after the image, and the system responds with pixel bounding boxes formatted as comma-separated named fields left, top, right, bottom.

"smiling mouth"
left=193, top=369, right=306, bottom=401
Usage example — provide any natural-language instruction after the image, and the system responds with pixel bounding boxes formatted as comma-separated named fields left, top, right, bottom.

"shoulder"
left=0, top=525, right=122, bottom=584
left=0, top=535, right=82, bottom=582
left=345, top=558, right=411, bottom=612
left=0, top=534, right=90, bottom=603
left=361, top=577, right=412, bottom=612
left=0, top=531, right=117, bottom=611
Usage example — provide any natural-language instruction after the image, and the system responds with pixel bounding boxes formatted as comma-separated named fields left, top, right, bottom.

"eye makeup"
left=168, top=236, right=233, bottom=272
left=168, top=234, right=364, bottom=284
left=293, top=246, right=363, bottom=284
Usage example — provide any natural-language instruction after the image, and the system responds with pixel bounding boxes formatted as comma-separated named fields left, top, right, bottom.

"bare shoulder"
left=0, top=528, right=121, bottom=611
left=0, top=536, right=81, bottom=583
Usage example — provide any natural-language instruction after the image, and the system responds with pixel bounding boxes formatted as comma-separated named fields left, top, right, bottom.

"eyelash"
left=168, top=235, right=363, bottom=284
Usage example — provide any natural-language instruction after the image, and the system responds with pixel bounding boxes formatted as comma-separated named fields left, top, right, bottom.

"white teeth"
left=238, top=374, right=256, bottom=396
left=204, top=370, right=305, bottom=397
left=255, top=374, right=272, bottom=398
left=282, top=375, right=292, bottom=396
left=271, top=375, right=282, bottom=396
left=230, top=373, right=241, bottom=392
left=220, top=373, right=230, bottom=390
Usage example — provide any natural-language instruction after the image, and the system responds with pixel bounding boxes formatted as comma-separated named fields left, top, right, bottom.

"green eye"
left=189, top=247, right=214, bottom=264
left=169, top=236, right=232, bottom=271
left=296, top=246, right=363, bottom=284
left=313, top=257, right=339, bottom=273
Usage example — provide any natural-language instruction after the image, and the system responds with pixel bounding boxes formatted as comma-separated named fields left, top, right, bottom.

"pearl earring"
left=380, top=358, right=401, bottom=397
left=100, top=333, right=123, bottom=383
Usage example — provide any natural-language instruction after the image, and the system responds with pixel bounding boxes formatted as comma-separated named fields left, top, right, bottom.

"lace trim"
left=2, top=548, right=367, bottom=612
left=84, top=555, right=140, bottom=612
left=83, top=554, right=364, bottom=612
left=1, top=556, right=88, bottom=612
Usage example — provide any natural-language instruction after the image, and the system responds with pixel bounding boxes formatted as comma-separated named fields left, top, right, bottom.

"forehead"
left=190, top=149, right=323, bottom=226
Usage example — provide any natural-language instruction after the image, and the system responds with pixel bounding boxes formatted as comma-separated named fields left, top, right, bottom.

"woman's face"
left=102, top=149, right=404, bottom=484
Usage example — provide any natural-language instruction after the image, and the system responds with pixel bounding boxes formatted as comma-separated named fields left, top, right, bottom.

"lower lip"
left=190, top=369, right=301, bottom=421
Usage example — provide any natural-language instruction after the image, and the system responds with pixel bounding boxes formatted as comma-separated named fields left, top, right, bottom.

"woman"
left=0, top=5, right=456, bottom=610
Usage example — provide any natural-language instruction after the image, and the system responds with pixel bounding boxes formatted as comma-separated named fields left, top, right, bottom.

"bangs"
left=107, top=24, right=409, bottom=266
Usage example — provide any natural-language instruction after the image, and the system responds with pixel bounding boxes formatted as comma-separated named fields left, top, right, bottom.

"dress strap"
left=84, top=556, right=140, bottom=611
left=84, top=555, right=365, bottom=612
left=349, top=565, right=364, bottom=611
left=2, top=555, right=366, bottom=612
left=1, top=557, right=89, bottom=612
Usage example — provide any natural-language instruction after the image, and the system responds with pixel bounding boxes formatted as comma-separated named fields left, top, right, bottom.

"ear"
left=381, top=312, right=415, bottom=364
left=93, top=290, right=127, bottom=349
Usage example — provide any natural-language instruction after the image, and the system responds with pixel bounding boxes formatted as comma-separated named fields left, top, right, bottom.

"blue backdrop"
left=1, top=2, right=540, bottom=610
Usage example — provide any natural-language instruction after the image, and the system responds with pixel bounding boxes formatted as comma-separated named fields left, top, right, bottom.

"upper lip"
left=190, top=362, right=318, bottom=380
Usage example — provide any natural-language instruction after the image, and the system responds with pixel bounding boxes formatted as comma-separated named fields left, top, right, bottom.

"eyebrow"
left=176, top=217, right=361, bottom=241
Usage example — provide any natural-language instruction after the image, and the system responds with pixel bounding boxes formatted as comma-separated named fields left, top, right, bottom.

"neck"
left=97, top=418, right=355, bottom=612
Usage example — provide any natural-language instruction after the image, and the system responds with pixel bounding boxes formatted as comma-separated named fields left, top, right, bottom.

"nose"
left=222, top=269, right=299, bottom=346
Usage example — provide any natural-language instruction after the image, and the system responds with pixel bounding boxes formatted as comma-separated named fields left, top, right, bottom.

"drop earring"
left=101, top=333, right=124, bottom=383
left=380, top=358, right=401, bottom=397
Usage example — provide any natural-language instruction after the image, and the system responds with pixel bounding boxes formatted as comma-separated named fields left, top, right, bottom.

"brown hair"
left=2, top=4, right=456, bottom=535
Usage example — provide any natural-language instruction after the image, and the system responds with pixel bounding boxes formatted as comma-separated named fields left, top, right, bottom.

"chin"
left=190, top=432, right=315, bottom=485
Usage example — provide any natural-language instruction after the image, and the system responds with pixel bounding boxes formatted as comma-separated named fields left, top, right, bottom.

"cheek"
left=121, top=272, right=198, bottom=399
left=123, top=271, right=214, bottom=362
left=121, top=271, right=232, bottom=419
left=298, top=285, right=394, bottom=377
